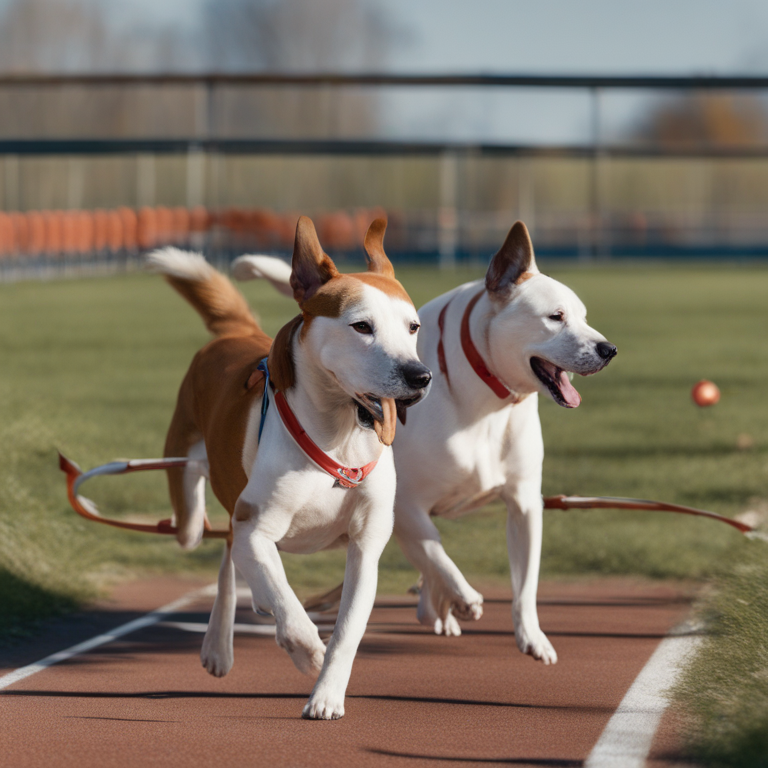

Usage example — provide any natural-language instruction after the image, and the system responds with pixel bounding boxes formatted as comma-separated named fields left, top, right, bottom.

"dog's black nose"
left=402, top=362, right=432, bottom=390
left=596, top=341, right=617, bottom=360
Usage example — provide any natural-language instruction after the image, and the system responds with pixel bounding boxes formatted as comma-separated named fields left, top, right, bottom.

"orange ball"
left=692, top=380, right=720, bottom=407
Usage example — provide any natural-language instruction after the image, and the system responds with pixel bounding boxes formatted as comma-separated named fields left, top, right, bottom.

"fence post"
left=438, top=151, right=459, bottom=269
left=136, top=154, right=155, bottom=208
left=589, top=86, right=610, bottom=260
left=4, top=155, right=19, bottom=211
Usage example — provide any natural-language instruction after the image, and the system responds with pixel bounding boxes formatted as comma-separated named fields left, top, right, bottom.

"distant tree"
left=201, top=0, right=408, bottom=139
left=633, top=94, right=768, bottom=148
left=0, top=0, right=112, bottom=71
left=203, top=0, right=402, bottom=71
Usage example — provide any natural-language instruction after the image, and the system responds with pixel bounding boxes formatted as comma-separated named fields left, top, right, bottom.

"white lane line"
left=0, top=583, right=217, bottom=691
left=585, top=621, right=704, bottom=768
left=159, top=621, right=337, bottom=636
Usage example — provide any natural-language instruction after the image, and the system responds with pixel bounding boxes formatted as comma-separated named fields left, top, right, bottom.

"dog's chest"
left=428, top=405, right=541, bottom=518
left=277, top=489, right=359, bottom=553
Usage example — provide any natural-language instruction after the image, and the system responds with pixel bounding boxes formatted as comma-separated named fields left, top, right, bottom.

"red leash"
left=58, top=452, right=230, bottom=539
left=544, top=494, right=755, bottom=535
left=59, top=451, right=758, bottom=539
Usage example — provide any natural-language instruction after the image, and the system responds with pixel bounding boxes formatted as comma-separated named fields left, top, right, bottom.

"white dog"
left=148, top=216, right=430, bottom=719
left=234, top=220, right=616, bottom=666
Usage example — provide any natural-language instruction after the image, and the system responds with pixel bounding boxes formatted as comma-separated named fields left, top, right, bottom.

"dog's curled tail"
left=147, top=247, right=260, bottom=337
left=232, top=254, right=294, bottom=298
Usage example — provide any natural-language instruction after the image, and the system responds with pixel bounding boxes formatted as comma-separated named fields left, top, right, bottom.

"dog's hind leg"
left=173, top=440, right=209, bottom=549
left=164, top=380, right=208, bottom=550
left=201, top=541, right=237, bottom=677
left=394, top=502, right=483, bottom=636
left=504, top=481, right=557, bottom=665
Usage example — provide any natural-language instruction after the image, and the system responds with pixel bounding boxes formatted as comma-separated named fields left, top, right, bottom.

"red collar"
left=437, top=289, right=514, bottom=400
left=273, top=389, right=379, bottom=489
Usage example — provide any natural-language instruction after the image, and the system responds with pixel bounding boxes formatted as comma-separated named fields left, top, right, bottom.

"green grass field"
left=1, top=261, right=767, bottom=633
left=2, top=260, right=768, bottom=764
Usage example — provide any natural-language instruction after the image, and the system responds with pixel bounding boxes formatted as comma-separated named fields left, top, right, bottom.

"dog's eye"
left=409, top=322, right=420, bottom=334
left=351, top=321, right=373, bottom=335
left=549, top=312, right=564, bottom=322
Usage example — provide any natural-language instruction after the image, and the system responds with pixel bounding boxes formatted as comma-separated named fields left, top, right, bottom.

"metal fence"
left=2, top=72, right=768, bottom=278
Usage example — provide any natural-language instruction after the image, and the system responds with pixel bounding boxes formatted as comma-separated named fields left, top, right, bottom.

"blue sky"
left=89, top=0, right=768, bottom=75
left=393, top=0, right=768, bottom=74
left=3, top=0, right=768, bottom=142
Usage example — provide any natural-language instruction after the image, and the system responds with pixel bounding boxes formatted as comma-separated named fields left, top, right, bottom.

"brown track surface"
left=0, top=578, right=693, bottom=768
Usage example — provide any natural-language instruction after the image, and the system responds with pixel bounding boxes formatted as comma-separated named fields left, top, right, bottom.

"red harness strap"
left=273, top=390, right=378, bottom=489
left=436, top=301, right=451, bottom=387
left=438, top=289, right=515, bottom=400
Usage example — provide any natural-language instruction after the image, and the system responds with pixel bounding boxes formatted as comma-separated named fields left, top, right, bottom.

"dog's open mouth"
left=530, top=357, right=581, bottom=409
left=355, top=394, right=397, bottom=446
left=356, top=393, right=423, bottom=445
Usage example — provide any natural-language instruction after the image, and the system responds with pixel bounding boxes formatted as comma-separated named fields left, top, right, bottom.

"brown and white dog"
left=235, top=221, right=616, bottom=665
left=147, top=216, right=430, bottom=719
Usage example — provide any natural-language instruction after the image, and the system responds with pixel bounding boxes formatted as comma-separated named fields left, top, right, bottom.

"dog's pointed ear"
left=485, top=221, right=538, bottom=295
left=290, top=216, right=339, bottom=304
left=363, top=217, right=395, bottom=278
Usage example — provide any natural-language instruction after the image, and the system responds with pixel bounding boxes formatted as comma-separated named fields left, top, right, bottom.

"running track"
left=0, top=578, right=698, bottom=767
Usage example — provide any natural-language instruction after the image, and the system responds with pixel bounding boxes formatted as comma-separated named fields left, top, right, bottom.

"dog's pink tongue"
left=557, top=371, right=581, bottom=408
left=374, top=398, right=397, bottom=446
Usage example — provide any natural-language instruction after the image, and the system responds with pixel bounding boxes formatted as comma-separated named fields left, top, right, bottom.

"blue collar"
left=256, top=357, right=271, bottom=441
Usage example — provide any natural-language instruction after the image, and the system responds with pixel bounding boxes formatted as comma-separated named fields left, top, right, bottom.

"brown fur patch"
left=300, top=278, right=354, bottom=319
left=165, top=271, right=259, bottom=338
left=234, top=498, right=258, bottom=522
left=297, top=272, right=414, bottom=340
left=269, top=314, right=303, bottom=391
left=516, top=271, right=536, bottom=284
left=192, top=335, right=271, bottom=514
left=164, top=333, right=272, bottom=523
left=290, top=216, right=339, bottom=303
left=363, top=218, right=396, bottom=279
left=485, top=220, right=537, bottom=295
left=352, top=272, right=414, bottom=306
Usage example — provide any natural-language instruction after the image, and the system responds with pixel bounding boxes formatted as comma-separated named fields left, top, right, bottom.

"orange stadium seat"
left=0, top=212, right=12, bottom=257
left=278, top=212, right=300, bottom=248
left=107, top=210, right=123, bottom=251
left=75, top=211, right=95, bottom=254
left=317, top=211, right=356, bottom=251
left=172, top=207, right=190, bottom=246
left=62, top=212, right=78, bottom=254
left=10, top=212, right=29, bottom=254
left=44, top=211, right=64, bottom=256
left=138, top=207, right=158, bottom=250
left=119, top=207, right=138, bottom=251
left=155, top=206, right=173, bottom=246
left=189, top=206, right=210, bottom=233
left=26, top=211, right=45, bottom=255
left=93, top=210, right=108, bottom=252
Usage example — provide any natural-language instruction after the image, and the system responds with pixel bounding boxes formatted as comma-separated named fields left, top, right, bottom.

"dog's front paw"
left=434, top=612, right=462, bottom=637
left=515, top=625, right=558, bottom=665
left=417, top=580, right=484, bottom=635
left=200, top=634, right=233, bottom=677
left=451, top=588, right=484, bottom=622
left=277, top=623, right=326, bottom=677
left=302, top=688, right=345, bottom=720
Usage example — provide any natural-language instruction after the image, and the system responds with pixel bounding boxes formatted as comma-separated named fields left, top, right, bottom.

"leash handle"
left=58, top=452, right=230, bottom=539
